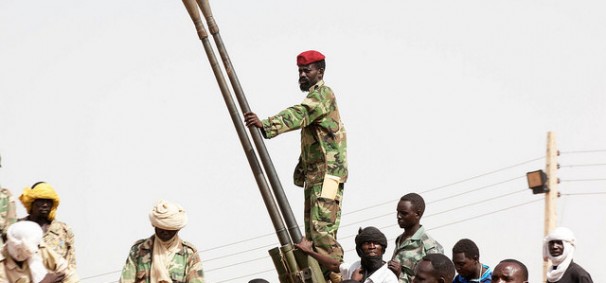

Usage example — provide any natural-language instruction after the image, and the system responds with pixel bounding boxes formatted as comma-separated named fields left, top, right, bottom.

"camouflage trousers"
left=303, top=181, right=344, bottom=263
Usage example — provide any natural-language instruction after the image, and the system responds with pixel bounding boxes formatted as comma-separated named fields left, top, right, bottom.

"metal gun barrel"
left=181, top=0, right=290, bottom=246
left=195, top=0, right=303, bottom=244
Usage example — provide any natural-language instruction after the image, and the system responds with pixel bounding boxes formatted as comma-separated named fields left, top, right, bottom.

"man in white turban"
left=119, top=200, right=205, bottom=283
left=543, top=227, right=593, bottom=283
left=0, top=221, right=79, bottom=282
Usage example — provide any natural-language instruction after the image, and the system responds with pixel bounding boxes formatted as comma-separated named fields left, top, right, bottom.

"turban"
left=149, top=200, right=188, bottom=230
left=297, top=50, right=325, bottom=66
left=355, top=226, right=387, bottom=257
left=7, top=221, right=48, bottom=282
left=543, top=227, right=576, bottom=282
left=19, top=182, right=60, bottom=221
left=6, top=221, right=43, bottom=261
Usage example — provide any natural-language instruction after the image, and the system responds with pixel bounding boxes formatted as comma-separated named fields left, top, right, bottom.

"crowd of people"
left=0, top=50, right=595, bottom=283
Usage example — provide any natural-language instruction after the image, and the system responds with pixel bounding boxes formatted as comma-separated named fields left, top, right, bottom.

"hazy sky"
left=1, top=1, right=605, bottom=282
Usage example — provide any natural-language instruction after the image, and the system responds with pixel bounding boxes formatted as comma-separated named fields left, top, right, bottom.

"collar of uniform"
left=46, top=220, right=63, bottom=236
left=410, top=225, right=426, bottom=241
left=307, top=80, right=325, bottom=92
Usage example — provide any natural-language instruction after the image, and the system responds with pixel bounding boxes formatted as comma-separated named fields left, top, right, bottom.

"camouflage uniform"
left=18, top=217, right=76, bottom=270
left=0, top=242, right=79, bottom=283
left=120, top=235, right=205, bottom=283
left=391, top=226, right=443, bottom=283
left=262, top=80, right=348, bottom=262
left=0, top=188, right=16, bottom=244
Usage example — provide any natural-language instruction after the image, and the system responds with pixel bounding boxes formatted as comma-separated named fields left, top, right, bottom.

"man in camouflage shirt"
left=0, top=155, right=17, bottom=244
left=244, top=50, right=348, bottom=268
left=388, top=193, right=444, bottom=283
left=19, top=182, right=77, bottom=270
left=120, top=200, right=204, bottom=283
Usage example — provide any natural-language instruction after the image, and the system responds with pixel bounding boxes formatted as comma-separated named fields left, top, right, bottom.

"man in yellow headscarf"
left=120, top=200, right=205, bottom=283
left=19, top=182, right=76, bottom=270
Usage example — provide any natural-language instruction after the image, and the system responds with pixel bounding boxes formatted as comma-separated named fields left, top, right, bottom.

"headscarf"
left=19, top=182, right=60, bottom=221
left=149, top=200, right=187, bottom=283
left=543, top=227, right=576, bottom=282
left=354, top=226, right=387, bottom=257
left=6, top=221, right=48, bottom=283
left=149, top=200, right=188, bottom=230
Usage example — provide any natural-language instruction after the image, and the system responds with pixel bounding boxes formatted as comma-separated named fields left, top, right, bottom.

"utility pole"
left=543, top=131, right=559, bottom=282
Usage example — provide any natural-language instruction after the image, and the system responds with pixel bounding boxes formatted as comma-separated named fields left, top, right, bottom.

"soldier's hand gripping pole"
left=195, top=0, right=303, bottom=245
left=181, top=0, right=291, bottom=247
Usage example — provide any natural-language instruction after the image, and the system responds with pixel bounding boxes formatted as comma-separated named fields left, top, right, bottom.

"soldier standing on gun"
left=245, top=50, right=348, bottom=282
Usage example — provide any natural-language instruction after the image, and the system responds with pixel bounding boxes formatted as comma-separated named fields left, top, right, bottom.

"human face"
left=298, top=63, right=323, bottom=91
left=413, top=260, right=440, bottom=283
left=452, top=252, right=477, bottom=280
left=491, top=262, right=527, bottom=283
left=548, top=240, right=564, bottom=257
left=155, top=227, right=179, bottom=242
left=360, top=241, right=384, bottom=258
left=30, top=199, right=53, bottom=219
left=397, top=200, right=420, bottom=229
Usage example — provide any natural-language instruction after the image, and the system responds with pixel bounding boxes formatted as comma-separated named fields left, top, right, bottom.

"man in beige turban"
left=19, top=182, right=76, bottom=270
left=119, top=200, right=205, bottom=283
left=0, top=221, right=79, bottom=282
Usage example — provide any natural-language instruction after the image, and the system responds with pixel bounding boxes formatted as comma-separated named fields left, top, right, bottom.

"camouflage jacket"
left=18, top=217, right=76, bottom=270
left=0, top=188, right=16, bottom=244
left=120, top=236, right=205, bottom=283
left=391, top=226, right=444, bottom=283
left=0, top=242, right=79, bottom=283
left=262, top=80, right=348, bottom=186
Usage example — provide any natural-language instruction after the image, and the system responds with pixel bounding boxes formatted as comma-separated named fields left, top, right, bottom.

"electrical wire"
left=344, top=157, right=542, bottom=216
left=560, top=179, right=606, bottom=182
left=560, top=149, right=606, bottom=154
left=559, top=163, right=606, bottom=168
left=561, top=192, right=606, bottom=196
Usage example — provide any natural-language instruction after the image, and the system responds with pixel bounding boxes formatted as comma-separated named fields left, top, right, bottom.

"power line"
left=560, top=179, right=606, bottom=182
left=214, top=268, right=276, bottom=283
left=204, top=242, right=275, bottom=263
left=561, top=192, right=606, bottom=196
left=200, top=231, right=275, bottom=253
left=560, top=149, right=606, bottom=154
left=345, top=157, right=542, bottom=216
left=560, top=163, right=606, bottom=168
left=80, top=270, right=122, bottom=281
left=429, top=176, right=524, bottom=204
left=426, top=198, right=543, bottom=231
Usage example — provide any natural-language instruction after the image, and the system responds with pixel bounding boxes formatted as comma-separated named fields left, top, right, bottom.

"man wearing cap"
left=296, top=226, right=399, bottom=283
left=0, top=155, right=17, bottom=244
left=244, top=50, right=348, bottom=272
left=543, top=227, right=593, bottom=283
left=19, top=182, right=76, bottom=270
left=119, top=200, right=205, bottom=283
left=0, top=220, right=79, bottom=282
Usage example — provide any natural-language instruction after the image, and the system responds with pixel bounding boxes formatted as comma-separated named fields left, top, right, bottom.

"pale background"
left=1, top=1, right=605, bottom=282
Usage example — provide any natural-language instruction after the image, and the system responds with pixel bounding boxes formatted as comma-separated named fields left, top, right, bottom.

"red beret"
left=297, top=50, right=325, bottom=66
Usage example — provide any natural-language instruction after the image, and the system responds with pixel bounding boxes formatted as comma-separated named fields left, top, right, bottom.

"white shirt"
left=339, top=260, right=399, bottom=283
